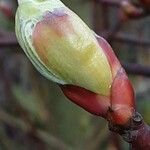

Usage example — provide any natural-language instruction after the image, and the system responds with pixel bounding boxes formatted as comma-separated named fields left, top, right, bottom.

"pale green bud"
left=15, top=0, right=112, bottom=96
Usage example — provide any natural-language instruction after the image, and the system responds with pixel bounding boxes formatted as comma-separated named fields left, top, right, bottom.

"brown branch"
left=0, top=32, right=18, bottom=47
left=100, top=31, right=150, bottom=47
left=108, top=112, right=150, bottom=150
left=122, top=63, right=150, bottom=77
left=98, top=0, right=150, bottom=19
left=98, top=0, right=121, bottom=7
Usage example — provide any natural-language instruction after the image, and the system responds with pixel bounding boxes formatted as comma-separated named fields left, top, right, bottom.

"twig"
left=98, top=0, right=150, bottom=19
left=108, top=112, right=150, bottom=150
left=100, top=31, right=150, bottom=47
left=0, top=32, right=18, bottom=47
left=122, top=63, right=150, bottom=77
left=98, top=0, right=121, bottom=7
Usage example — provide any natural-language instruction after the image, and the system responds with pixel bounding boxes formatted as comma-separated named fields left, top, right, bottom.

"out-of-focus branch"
left=139, top=0, right=150, bottom=9
left=120, top=0, right=147, bottom=19
left=0, top=32, right=18, bottom=47
left=123, top=63, right=150, bottom=77
left=98, top=0, right=121, bottom=7
left=100, top=31, right=150, bottom=47
left=98, top=0, right=150, bottom=19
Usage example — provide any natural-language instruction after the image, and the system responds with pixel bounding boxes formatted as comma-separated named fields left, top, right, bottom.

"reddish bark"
left=109, top=112, right=150, bottom=150
left=131, top=123, right=150, bottom=150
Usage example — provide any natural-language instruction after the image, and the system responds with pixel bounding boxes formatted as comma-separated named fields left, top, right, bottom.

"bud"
left=61, top=36, right=135, bottom=125
left=16, top=0, right=135, bottom=125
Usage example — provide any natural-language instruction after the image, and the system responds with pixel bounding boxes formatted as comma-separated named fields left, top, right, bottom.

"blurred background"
left=0, top=0, right=150, bottom=149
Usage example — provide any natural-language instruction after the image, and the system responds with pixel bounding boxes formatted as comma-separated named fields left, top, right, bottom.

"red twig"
left=109, top=112, right=150, bottom=150
left=93, top=1, right=150, bottom=149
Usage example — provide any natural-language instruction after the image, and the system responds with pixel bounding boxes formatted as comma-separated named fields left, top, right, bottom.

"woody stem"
left=108, top=112, right=150, bottom=150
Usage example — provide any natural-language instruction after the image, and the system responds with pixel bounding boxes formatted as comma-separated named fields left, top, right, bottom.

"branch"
left=108, top=112, right=150, bottom=149
left=100, top=31, right=150, bottom=47
left=123, top=63, right=150, bottom=77
left=0, top=32, right=18, bottom=47
left=98, top=0, right=150, bottom=19
left=98, top=0, right=121, bottom=7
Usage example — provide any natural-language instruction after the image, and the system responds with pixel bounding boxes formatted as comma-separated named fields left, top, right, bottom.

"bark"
left=108, top=112, right=150, bottom=150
